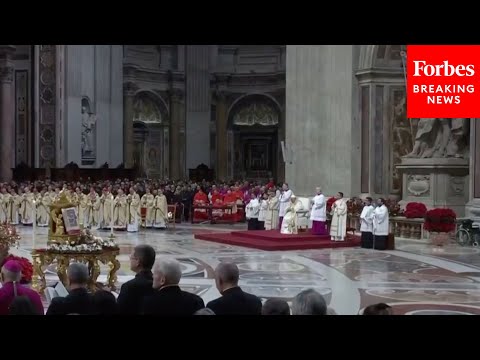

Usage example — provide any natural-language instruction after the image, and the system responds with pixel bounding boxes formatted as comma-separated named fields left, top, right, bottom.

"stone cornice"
left=355, top=67, right=404, bottom=83
left=124, top=64, right=185, bottom=83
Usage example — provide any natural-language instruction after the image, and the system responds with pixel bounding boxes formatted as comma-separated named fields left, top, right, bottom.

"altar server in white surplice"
left=329, top=192, right=347, bottom=241
left=245, top=194, right=260, bottom=230
left=310, top=187, right=327, bottom=235
left=359, top=197, right=375, bottom=248
left=257, top=193, right=269, bottom=230
left=278, top=183, right=293, bottom=230
left=373, top=198, right=389, bottom=250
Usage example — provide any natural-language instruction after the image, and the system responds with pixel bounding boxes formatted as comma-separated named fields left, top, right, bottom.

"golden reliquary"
left=48, top=191, right=81, bottom=246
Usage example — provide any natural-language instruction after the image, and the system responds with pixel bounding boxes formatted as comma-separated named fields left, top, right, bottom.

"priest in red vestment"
left=193, top=187, right=209, bottom=221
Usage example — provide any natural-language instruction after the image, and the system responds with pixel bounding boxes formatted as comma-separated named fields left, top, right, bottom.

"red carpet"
left=194, top=229, right=361, bottom=251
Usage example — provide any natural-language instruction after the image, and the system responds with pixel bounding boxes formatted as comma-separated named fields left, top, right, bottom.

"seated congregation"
left=0, top=245, right=393, bottom=315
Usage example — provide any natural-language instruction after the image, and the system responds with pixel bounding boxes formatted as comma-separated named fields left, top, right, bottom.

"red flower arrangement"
left=404, top=202, right=427, bottom=219
left=384, top=199, right=403, bottom=217
left=423, top=208, right=457, bottom=233
left=1, top=255, right=33, bottom=284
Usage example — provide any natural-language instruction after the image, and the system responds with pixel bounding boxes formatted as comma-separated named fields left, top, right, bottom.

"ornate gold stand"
left=31, top=248, right=120, bottom=293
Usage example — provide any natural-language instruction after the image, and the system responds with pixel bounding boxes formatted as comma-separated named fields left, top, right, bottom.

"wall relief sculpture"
left=449, top=176, right=465, bottom=197
left=407, top=175, right=431, bottom=197
left=81, top=98, right=97, bottom=166
left=404, top=118, right=470, bottom=159
left=133, top=92, right=163, bottom=123
left=390, top=89, right=413, bottom=194
left=232, top=101, right=278, bottom=126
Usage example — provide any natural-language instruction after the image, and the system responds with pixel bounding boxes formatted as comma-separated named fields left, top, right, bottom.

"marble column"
left=169, top=89, right=185, bottom=179
left=0, top=46, right=16, bottom=182
left=123, top=82, right=137, bottom=168
left=215, top=92, right=228, bottom=180
left=185, top=45, right=211, bottom=169
left=467, top=119, right=480, bottom=222
left=285, top=45, right=360, bottom=197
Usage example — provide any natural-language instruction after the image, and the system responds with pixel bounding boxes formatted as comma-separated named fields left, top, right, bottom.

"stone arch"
left=132, top=90, right=170, bottom=179
left=227, top=93, right=281, bottom=129
left=358, top=45, right=405, bottom=71
left=133, top=90, right=169, bottom=124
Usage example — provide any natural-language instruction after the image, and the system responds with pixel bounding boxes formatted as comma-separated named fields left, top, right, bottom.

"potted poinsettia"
left=404, top=202, right=427, bottom=219
left=423, top=208, right=456, bottom=246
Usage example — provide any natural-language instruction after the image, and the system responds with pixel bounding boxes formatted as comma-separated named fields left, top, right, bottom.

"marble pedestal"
left=397, top=158, right=469, bottom=217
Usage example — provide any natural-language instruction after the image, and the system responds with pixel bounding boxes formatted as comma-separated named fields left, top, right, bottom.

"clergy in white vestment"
left=278, top=183, right=293, bottom=230
left=329, top=192, right=347, bottom=241
left=359, top=197, right=375, bottom=248
left=0, top=188, right=8, bottom=223
left=245, top=194, right=260, bottom=230
left=141, top=188, right=156, bottom=228
left=373, top=198, right=389, bottom=250
left=280, top=195, right=304, bottom=234
left=310, top=187, right=327, bottom=235
left=257, top=193, right=269, bottom=230
left=113, top=189, right=129, bottom=230
left=20, top=187, right=35, bottom=225
left=37, top=189, right=50, bottom=227
left=127, top=187, right=141, bottom=232
left=153, top=189, right=168, bottom=229
left=264, top=190, right=279, bottom=230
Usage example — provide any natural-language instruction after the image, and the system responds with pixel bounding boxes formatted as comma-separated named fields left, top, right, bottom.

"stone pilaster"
left=123, top=82, right=137, bottom=168
left=467, top=119, right=480, bottom=222
left=0, top=45, right=15, bottom=181
left=169, top=89, right=185, bottom=180
left=215, top=91, right=228, bottom=180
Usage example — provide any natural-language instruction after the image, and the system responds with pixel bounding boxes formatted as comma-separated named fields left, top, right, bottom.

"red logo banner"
left=406, top=45, right=480, bottom=118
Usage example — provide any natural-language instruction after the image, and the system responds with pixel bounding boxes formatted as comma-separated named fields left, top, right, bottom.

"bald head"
left=215, top=262, right=239, bottom=293
left=153, top=258, right=183, bottom=289
left=316, top=187, right=322, bottom=194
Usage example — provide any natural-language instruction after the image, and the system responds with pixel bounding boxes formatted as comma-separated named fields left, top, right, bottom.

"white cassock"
left=330, top=199, right=347, bottom=241
left=310, top=194, right=326, bottom=222
left=280, top=200, right=304, bottom=234
left=279, top=189, right=293, bottom=218
left=373, top=205, right=389, bottom=236
left=360, top=205, right=374, bottom=233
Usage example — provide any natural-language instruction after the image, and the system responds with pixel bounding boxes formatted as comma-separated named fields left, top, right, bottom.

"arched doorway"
left=132, top=91, right=169, bottom=178
left=227, top=94, right=280, bottom=181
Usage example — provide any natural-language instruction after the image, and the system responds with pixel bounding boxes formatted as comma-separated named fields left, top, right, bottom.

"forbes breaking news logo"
left=406, top=45, right=480, bottom=118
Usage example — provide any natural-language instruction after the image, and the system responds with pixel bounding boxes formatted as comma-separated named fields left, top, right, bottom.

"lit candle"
left=110, top=194, right=114, bottom=236
left=32, top=199, right=36, bottom=250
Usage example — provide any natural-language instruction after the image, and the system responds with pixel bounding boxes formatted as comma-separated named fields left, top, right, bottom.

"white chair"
left=296, top=197, right=311, bottom=232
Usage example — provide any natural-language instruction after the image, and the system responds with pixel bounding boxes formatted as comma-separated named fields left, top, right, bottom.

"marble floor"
left=10, top=224, right=480, bottom=315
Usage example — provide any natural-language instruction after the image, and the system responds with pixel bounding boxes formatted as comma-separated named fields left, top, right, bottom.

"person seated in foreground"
left=262, top=298, right=290, bottom=315
left=206, top=262, right=262, bottom=315
left=194, top=307, right=215, bottom=315
left=93, top=290, right=118, bottom=315
left=142, top=258, right=204, bottom=315
left=362, top=303, right=393, bottom=315
left=8, top=296, right=40, bottom=315
left=291, top=289, right=327, bottom=315
left=117, top=244, right=156, bottom=315
left=0, top=260, right=44, bottom=315
left=46, top=263, right=95, bottom=315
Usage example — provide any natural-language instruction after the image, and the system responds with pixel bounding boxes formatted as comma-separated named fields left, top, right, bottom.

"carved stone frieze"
left=406, top=175, right=430, bottom=197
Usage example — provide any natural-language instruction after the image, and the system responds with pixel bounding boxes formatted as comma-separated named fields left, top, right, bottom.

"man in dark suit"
left=142, top=258, right=204, bottom=315
left=46, top=263, right=95, bottom=315
left=206, top=262, right=262, bottom=315
left=117, top=245, right=156, bottom=315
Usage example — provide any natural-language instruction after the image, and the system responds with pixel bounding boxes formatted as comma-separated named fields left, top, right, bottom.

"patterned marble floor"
left=11, top=224, right=480, bottom=315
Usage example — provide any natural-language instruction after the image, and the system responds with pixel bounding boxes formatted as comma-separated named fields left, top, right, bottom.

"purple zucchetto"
left=3, top=260, right=21, bottom=273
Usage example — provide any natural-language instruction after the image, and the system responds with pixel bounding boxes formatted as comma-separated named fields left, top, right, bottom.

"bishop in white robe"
left=280, top=195, right=304, bottom=234
left=359, top=197, right=375, bottom=248
left=330, top=192, right=347, bottom=241
left=278, top=183, right=293, bottom=230
left=310, top=187, right=327, bottom=235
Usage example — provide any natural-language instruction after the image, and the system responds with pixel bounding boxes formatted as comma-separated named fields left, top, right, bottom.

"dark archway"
left=227, top=94, right=281, bottom=181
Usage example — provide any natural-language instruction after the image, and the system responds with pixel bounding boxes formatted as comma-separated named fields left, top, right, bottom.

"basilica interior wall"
left=62, top=45, right=123, bottom=168
left=285, top=45, right=359, bottom=197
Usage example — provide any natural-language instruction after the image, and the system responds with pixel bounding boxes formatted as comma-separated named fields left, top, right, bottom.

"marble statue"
left=404, top=118, right=469, bottom=159
left=81, top=106, right=97, bottom=157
